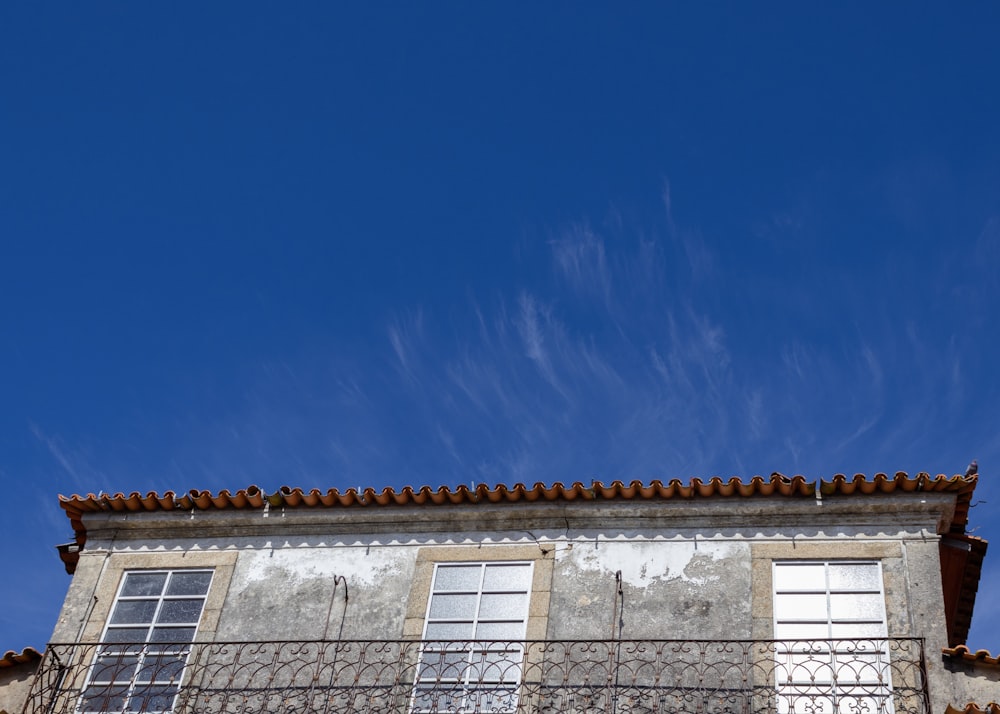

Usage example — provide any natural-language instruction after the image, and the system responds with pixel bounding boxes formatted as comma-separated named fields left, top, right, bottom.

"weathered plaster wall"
left=547, top=540, right=751, bottom=640
left=0, top=663, right=39, bottom=714
left=942, top=660, right=1000, bottom=708
left=215, top=545, right=417, bottom=641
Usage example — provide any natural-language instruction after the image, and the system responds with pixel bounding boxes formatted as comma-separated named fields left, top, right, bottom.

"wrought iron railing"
left=23, top=638, right=928, bottom=714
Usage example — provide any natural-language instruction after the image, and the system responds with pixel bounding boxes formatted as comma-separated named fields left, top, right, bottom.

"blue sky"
left=2, top=3, right=999, bottom=651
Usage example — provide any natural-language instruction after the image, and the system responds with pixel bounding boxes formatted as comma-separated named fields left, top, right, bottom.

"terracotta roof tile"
left=821, top=471, right=978, bottom=532
left=945, top=705, right=1000, bottom=714
left=0, top=647, right=41, bottom=669
left=61, top=472, right=974, bottom=516
left=943, top=645, right=1000, bottom=667
left=56, top=472, right=978, bottom=577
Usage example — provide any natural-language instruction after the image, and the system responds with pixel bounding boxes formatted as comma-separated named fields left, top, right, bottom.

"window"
left=81, top=570, right=213, bottom=713
left=412, top=562, right=533, bottom=714
left=773, top=561, right=892, bottom=714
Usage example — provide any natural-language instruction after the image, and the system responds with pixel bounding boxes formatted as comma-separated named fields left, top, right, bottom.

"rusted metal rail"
left=24, top=638, right=927, bottom=714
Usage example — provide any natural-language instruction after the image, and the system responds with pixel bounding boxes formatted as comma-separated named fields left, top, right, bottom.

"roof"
left=57, top=471, right=977, bottom=542
left=943, top=645, right=1000, bottom=668
left=0, top=647, right=41, bottom=669
left=945, top=705, right=1000, bottom=714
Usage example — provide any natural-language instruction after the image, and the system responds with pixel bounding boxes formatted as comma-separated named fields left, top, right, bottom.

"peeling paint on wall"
left=562, top=539, right=744, bottom=586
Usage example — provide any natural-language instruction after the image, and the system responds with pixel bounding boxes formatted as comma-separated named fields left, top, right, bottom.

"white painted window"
left=773, top=561, right=892, bottom=714
left=81, top=570, right=213, bottom=714
left=412, top=562, right=533, bottom=714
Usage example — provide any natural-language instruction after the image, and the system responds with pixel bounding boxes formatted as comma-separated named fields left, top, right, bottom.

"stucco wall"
left=942, top=658, right=1000, bottom=709
left=548, top=539, right=751, bottom=640
left=0, top=661, right=39, bottom=714
left=58, top=518, right=951, bottom=647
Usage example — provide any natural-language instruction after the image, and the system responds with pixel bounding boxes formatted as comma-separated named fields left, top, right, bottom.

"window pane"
left=473, top=651, right=523, bottom=683
left=157, top=599, right=205, bottom=624
left=412, top=685, right=463, bottom=712
left=166, top=571, right=212, bottom=596
left=91, top=655, right=139, bottom=683
left=830, top=593, right=883, bottom=620
left=774, top=564, right=826, bottom=591
left=137, top=654, right=187, bottom=683
left=80, top=684, right=129, bottom=713
left=833, top=654, right=890, bottom=685
left=103, top=627, right=150, bottom=644
left=830, top=621, right=887, bottom=638
left=110, top=600, right=158, bottom=625
left=433, top=565, right=482, bottom=591
left=466, top=685, right=518, bottom=713
left=779, top=687, right=837, bottom=714
left=475, top=621, right=524, bottom=639
left=783, top=653, right=837, bottom=683
left=774, top=594, right=827, bottom=620
left=150, top=627, right=196, bottom=644
left=482, top=564, right=531, bottom=591
left=428, top=593, right=477, bottom=619
left=828, top=564, right=880, bottom=591
left=418, top=651, right=469, bottom=682
left=479, top=593, right=527, bottom=619
left=121, top=573, right=167, bottom=598
left=130, top=684, right=179, bottom=713
left=424, top=622, right=474, bottom=640
left=774, top=622, right=830, bottom=641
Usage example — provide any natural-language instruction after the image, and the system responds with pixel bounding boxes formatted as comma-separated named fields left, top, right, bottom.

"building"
left=10, top=471, right=1000, bottom=713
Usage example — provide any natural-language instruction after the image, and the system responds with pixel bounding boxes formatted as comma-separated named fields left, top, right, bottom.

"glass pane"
left=424, top=621, right=474, bottom=640
left=110, top=600, right=158, bottom=625
left=830, top=621, right=887, bottom=639
left=835, top=694, right=890, bottom=714
left=418, top=651, right=470, bottom=682
left=830, top=593, right=884, bottom=620
left=166, top=571, right=213, bottom=596
left=80, top=684, right=129, bottom=713
left=157, top=599, right=205, bottom=624
left=434, top=565, right=482, bottom=591
left=828, top=563, right=880, bottom=591
left=121, top=573, right=168, bottom=598
left=473, top=651, right=523, bottom=683
left=149, top=627, right=196, bottom=644
left=479, top=594, right=527, bottom=619
left=774, top=564, right=826, bottom=591
left=91, top=655, right=139, bottom=683
left=779, top=687, right=836, bottom=714
left=482, top=564, right=531, bottom=591
left=137, top=654, right=187, bottom=683
left=104, top=628, right=150, bottom=644
left=778, top=654, right=836, bottom=684
left=412, top=685, right=463, bottom=712
left=774, top=622, right=830, bottom=642
left=833, top=654, right=890, bottom=686
left=466, top=686, right=518, bottom=713
left=429, top=593, right=477, bottom=619
left=774, top=594, right=827, bottom=620
left=475, top=621, right=524, bottom=639
left=130, top=684, right=179, bottom=713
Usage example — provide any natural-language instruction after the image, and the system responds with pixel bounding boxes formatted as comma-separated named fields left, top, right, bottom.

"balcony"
left=23, top=638, right=928, bottom=714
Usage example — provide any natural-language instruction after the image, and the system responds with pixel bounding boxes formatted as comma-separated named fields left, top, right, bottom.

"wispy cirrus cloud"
left=28, top=421, right=103, bottom=494
left=34, top=187, right=998, bottom=499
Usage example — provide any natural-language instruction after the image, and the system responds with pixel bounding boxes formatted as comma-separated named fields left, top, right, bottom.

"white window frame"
left=772, top=560, right=893, bottom=714
left=411, top=561, right=533, bottom=714
left=80, top=569, right=213, bottom=714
